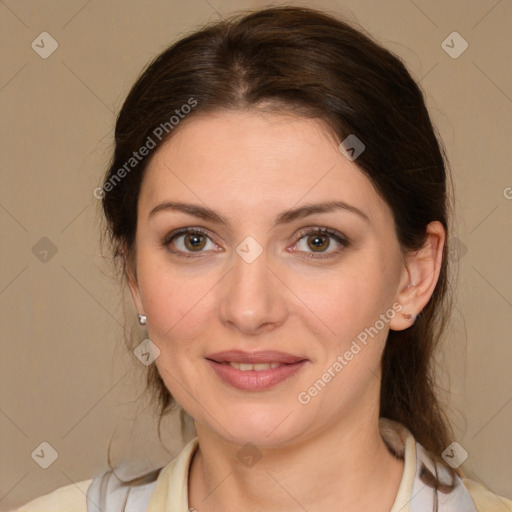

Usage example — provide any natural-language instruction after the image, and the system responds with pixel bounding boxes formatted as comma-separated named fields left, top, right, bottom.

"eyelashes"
left=293, top=226, right=349, bottom=259
left=161, top=226, right=350, bottom=260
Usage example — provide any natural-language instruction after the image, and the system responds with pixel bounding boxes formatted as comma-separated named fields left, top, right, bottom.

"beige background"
left=1, top=0, right=511, bottom=509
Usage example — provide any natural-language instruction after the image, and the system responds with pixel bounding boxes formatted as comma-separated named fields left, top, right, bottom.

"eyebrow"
left=148, top=200, right=370, bottom=227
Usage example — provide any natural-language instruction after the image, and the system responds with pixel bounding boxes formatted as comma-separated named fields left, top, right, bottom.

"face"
left=128, top=109, right=409, bottom=448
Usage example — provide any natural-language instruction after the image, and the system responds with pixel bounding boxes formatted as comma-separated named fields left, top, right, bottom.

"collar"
left=146, top=418, right=477, bottom=512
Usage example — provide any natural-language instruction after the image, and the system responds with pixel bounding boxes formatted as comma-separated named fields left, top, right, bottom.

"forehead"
left=139, top=110, right=388, bottom=226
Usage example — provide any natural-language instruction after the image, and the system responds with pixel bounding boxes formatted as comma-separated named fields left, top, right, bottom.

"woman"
left=14, top=6, right=511, bottom=512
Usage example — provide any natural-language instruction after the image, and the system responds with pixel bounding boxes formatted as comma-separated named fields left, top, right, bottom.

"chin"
left=206, top=401, right=307, bottom=449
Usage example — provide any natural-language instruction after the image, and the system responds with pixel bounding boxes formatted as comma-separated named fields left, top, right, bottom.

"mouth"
left=218, top=361, right=283, bottom=371
left=205, top=350, right=308, bottom=391
left=206, top=349, right=307, bottom=365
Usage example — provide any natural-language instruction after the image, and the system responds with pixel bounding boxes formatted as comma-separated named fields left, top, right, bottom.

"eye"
left=162, top=226, right=350, bottom=260
left=162, top=228, right=218, bottom=258
left=291, top=227, right=349, bottom=259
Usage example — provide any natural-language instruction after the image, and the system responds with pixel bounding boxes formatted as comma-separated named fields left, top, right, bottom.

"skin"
left=127, top=109, right=445, bottom=512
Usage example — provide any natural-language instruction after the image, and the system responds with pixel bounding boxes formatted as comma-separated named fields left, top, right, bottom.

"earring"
left=138, top=313, right=147, bottom=325
left=402, top=312, right=414, bottom=322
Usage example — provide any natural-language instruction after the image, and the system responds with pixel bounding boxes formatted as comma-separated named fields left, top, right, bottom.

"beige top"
left=12, top=418, right=512, bottom=511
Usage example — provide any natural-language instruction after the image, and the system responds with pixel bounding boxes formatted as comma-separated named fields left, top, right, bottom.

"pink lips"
left=206, top=350, right=308, bottom=391
left=206, top=350, right=306, bottom=365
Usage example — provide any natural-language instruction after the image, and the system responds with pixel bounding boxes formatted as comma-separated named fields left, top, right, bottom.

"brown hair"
left=99, top=5, right=460, bottom=503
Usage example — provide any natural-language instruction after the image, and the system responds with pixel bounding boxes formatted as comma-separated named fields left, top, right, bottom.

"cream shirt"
left=12, top=418, right=512, bottom=511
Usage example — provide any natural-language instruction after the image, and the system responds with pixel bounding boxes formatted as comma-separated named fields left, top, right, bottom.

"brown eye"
left=183, top=232, right=207, bottom=251
left=163, top=228, right=217, bottom=257
left=293, top=227, right=349, bottom=259
left=306, top=233, right=330, bottom=252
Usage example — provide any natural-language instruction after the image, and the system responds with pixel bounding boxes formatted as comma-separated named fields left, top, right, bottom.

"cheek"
left=136, top=250, right=194, bottom=322
left=293, top=260, right=389, bottom=334
left=132, top=250, right=219, bottom=407
left=293, top=259, right=396, bottom=382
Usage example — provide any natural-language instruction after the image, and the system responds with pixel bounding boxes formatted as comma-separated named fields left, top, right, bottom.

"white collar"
left=140, top=417, right=478, bottom=511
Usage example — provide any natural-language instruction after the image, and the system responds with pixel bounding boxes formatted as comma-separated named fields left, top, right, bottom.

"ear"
left=389, top=220, right=446, bottom=331
left=122, top=243, right=146, bottom=317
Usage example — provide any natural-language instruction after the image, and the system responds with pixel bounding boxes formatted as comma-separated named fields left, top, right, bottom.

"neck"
left=188, top=407, right=404, bottom=512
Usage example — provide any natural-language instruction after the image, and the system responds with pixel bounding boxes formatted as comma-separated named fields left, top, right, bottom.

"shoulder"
left=11, top=479, right=92, bottom=512
left=462, top=477, right=512, bottom=512
left=379, top=418, right=512, bottom=512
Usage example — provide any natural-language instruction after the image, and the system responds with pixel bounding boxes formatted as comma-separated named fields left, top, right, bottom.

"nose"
left=218, top=244, right=288, bottom=335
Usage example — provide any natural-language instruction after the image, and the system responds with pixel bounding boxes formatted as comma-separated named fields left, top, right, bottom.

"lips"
left=205, top=350, right=308, bottom=391
left=206, top=350, right=306, bottom=365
